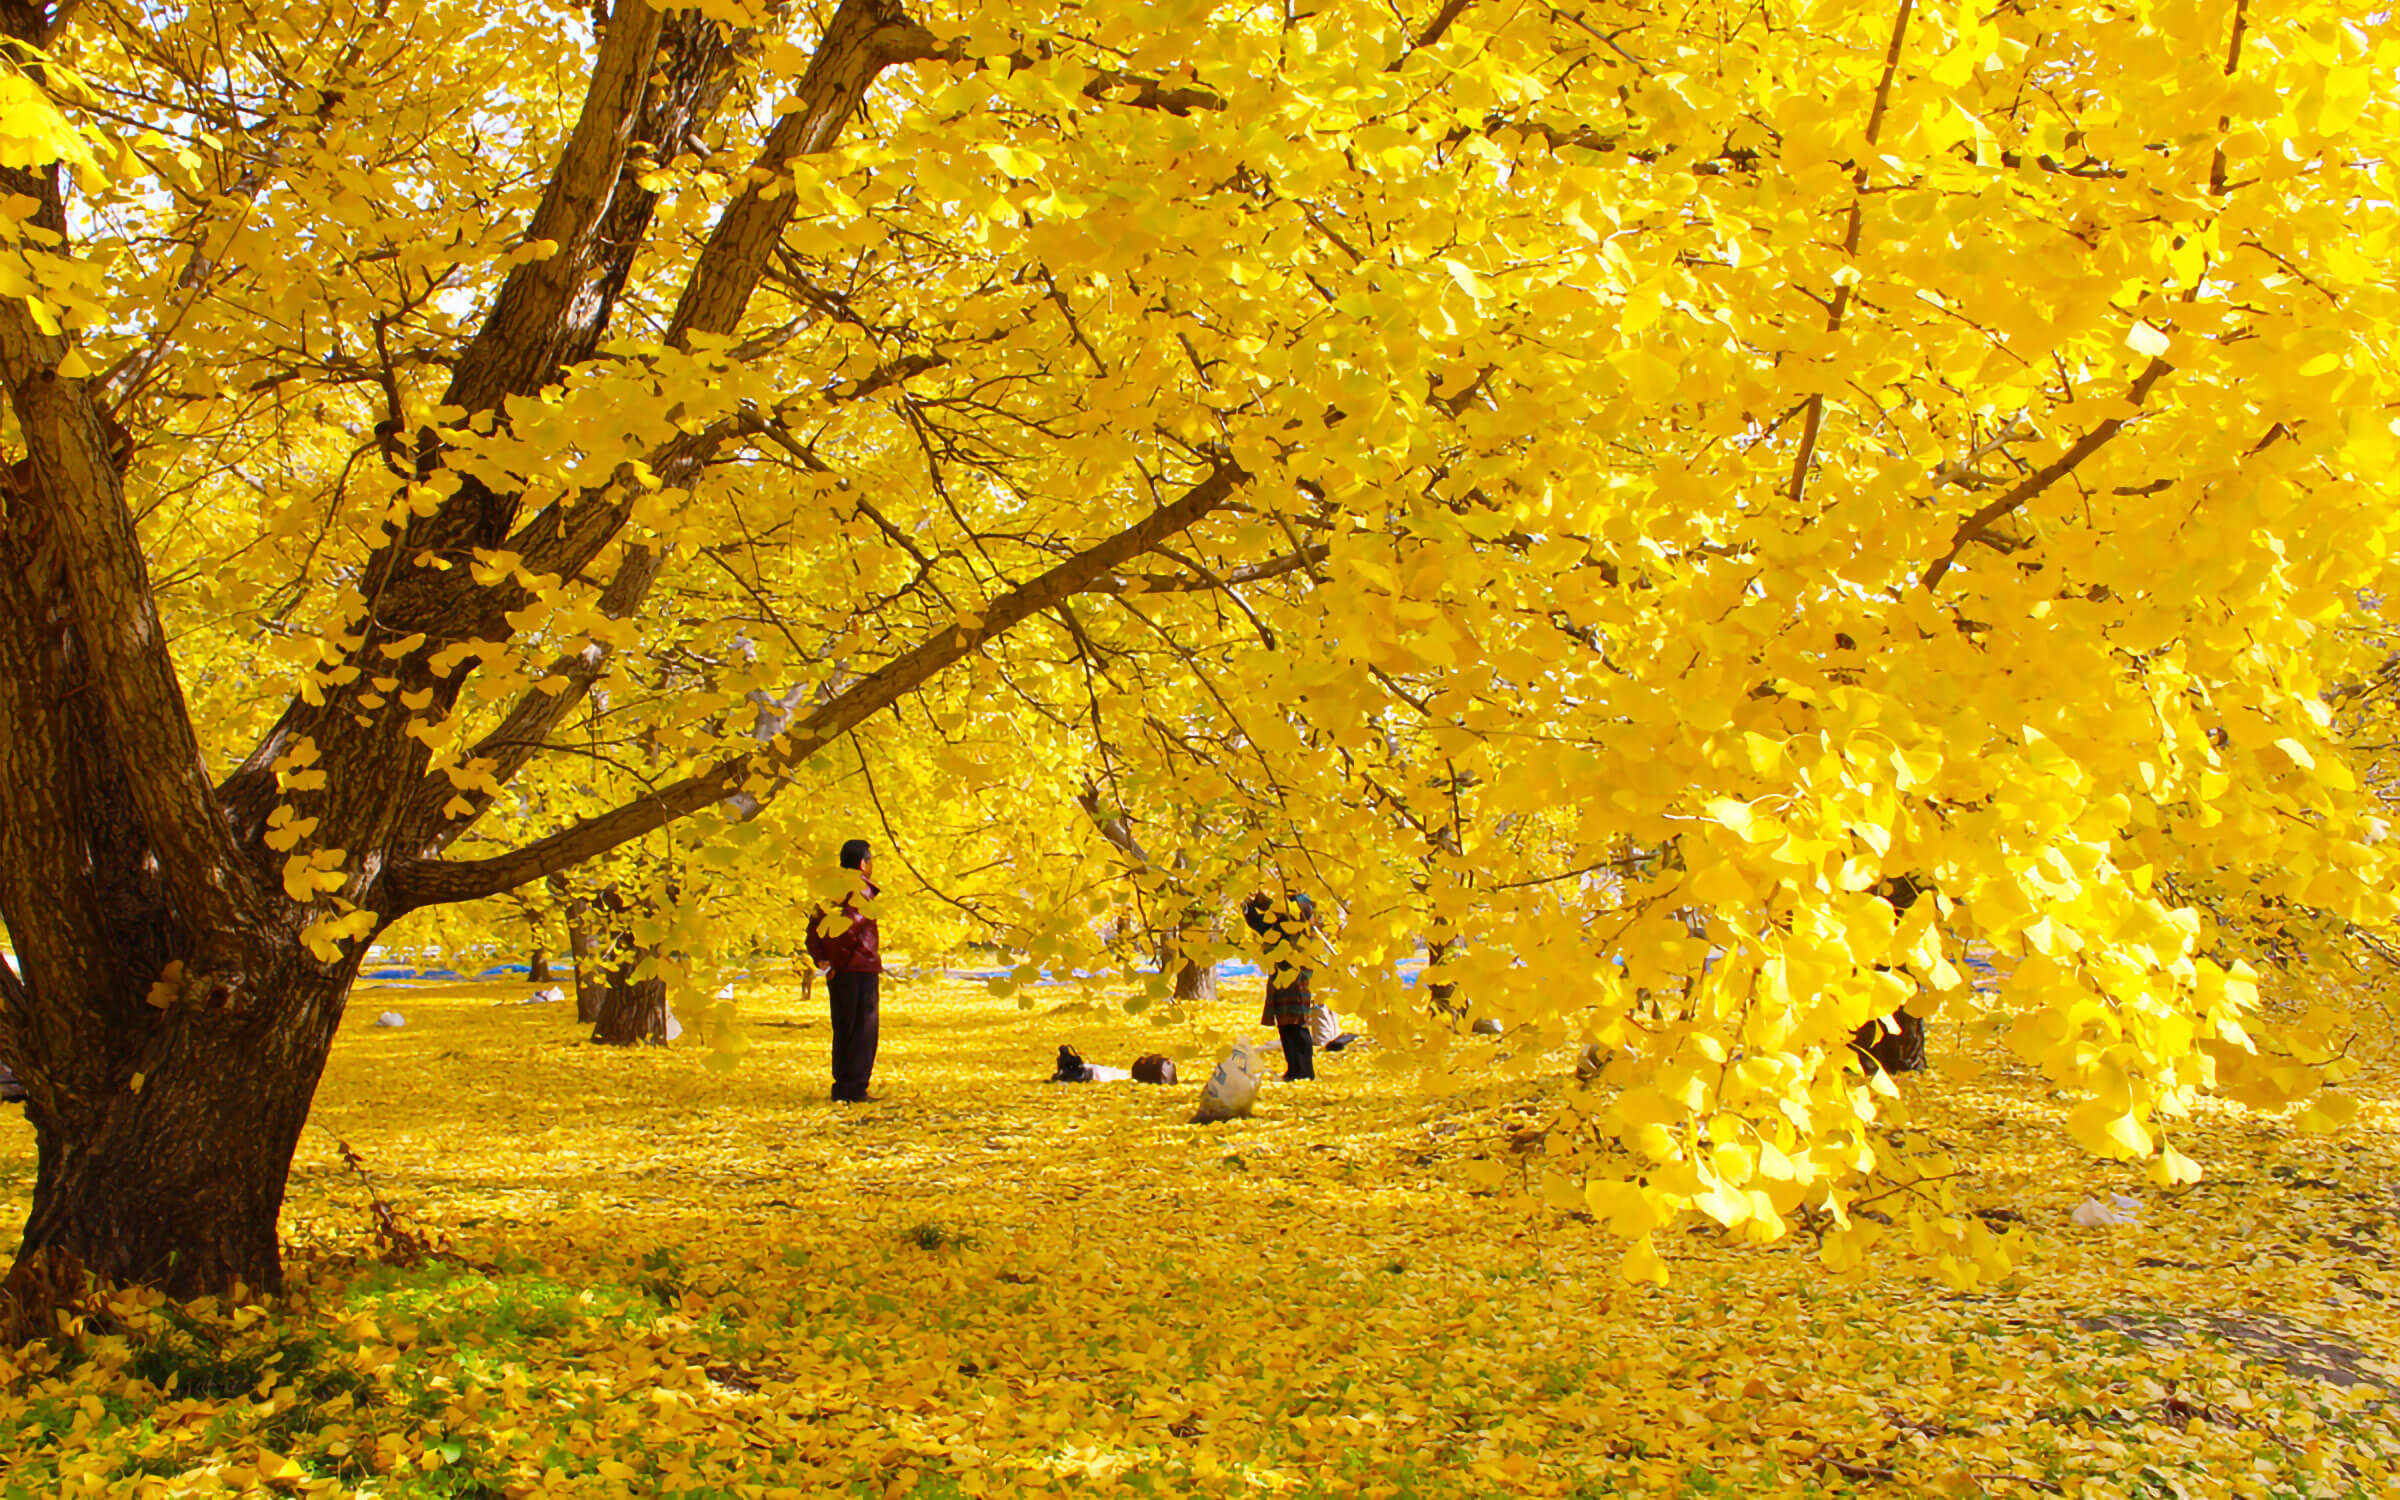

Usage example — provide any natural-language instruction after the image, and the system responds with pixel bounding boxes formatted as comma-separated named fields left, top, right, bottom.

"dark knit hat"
left=839, top=838, right=873, bottom=870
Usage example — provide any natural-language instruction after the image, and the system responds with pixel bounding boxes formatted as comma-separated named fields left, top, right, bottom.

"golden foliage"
left=8, top=0, right=2400, bottom=1301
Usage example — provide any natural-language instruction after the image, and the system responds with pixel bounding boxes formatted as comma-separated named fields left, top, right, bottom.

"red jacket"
left=807, top=881, right=882, bottom=975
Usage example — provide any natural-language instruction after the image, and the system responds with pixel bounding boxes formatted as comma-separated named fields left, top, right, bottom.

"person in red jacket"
left=806, top=839, right=883, bottom=1102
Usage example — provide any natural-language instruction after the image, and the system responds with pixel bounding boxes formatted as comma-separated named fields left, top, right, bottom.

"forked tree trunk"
left=0, top=0, right=1237, bottom=1321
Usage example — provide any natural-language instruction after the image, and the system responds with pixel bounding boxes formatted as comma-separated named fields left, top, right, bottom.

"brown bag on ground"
left=1131, top=1053, right=1177, bottom=1085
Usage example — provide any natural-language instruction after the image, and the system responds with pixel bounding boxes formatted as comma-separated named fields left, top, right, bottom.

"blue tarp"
left=359, top=951, right=1994, bottom=990
left=362, top=963, right=528, bottom=981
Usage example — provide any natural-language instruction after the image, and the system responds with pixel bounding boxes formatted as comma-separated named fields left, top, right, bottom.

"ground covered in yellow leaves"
left=3, top=975, right=2398, bottom=1498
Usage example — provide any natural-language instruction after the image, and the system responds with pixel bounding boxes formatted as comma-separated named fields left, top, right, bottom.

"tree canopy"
left=1, top=0, right=2396, bottom=1297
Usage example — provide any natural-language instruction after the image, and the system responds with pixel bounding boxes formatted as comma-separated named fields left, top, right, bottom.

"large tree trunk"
left=0, top=0, right=773, bottom=1320
left=0, top=185, right=358, bottom=1310
left=0, top=911, right=360, bottom=1328
left=11, top=961, right=349, bottom=1300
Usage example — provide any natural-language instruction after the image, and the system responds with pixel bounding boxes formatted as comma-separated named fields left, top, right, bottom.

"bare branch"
left=1921, top=356, right=2173, bottom=592
left=1785, top=0, right=1915, bottom=510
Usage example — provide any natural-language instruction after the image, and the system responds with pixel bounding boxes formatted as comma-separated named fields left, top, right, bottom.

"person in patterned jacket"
left=1244, top=889, right=1319, bottom=1082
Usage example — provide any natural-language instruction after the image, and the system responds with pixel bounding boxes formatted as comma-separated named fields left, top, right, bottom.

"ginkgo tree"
left=2, top=0, right=2397, bottom=1317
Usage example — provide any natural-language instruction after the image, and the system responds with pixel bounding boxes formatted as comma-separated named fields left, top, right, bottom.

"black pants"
left=828, top=971, right=880, bottom=1101
left=1277, top=1023, right=1315, bottom=1081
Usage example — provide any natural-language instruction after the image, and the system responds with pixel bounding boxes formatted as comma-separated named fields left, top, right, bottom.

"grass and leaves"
left=3, top=974, right=2397, bottom=1497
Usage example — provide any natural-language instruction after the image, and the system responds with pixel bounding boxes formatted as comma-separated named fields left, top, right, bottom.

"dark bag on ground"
left=1051, top=1044, right=1094, bottom=1083
left=1131, top=1053, right=1177, bottom=1085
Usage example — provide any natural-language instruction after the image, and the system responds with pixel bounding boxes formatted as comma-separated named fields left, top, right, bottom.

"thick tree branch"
left=0, top=110, right=263, bottom=939
left=401, top=543, right=671, bottom=856
left=666, top=0, right=932, bottom=346
left=220, top=5, right=755, bottom=845
left=1091, top=542, right=1330, bottom=595
left=2210, top=0, right=2251, bottom=197
left=437, top=0, right=666, bottom=414
left=1078, top=782, right=1156, bottom=867
left=1410, top=0, right=1476, bottom=54
left=381, top=462, right=1251, bottom=911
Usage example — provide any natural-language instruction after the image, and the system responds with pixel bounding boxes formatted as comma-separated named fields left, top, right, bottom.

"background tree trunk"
left=1164, top=907, right=1219, bottom=1003
left=566, top=897, right=606, bottom=1024
left=528, top=946, right=553, bottom=983
left=1172, top=954, right=1218, bottom=1004
left=588, top=885, right=670, bottom=1045
left=1851, top=1010, right=1927, bottom=1075
left=589, top=959, right=669, bottom=1045
left=1850, top=878, right=1931, bottom=1074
